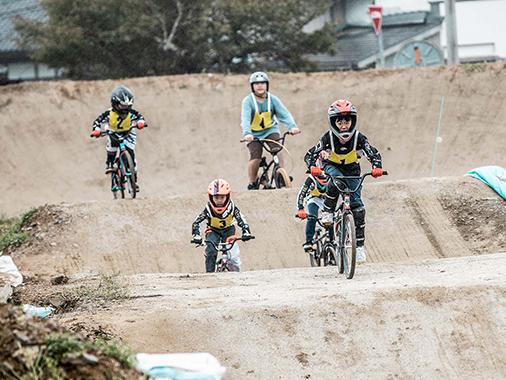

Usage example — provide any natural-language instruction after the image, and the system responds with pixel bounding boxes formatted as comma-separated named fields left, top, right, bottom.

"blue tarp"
left=465, top=166, right=506, bottom=200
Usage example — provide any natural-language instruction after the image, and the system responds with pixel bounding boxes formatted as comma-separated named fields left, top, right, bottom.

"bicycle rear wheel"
left=342, top=213, right=357, bottom=279
left=310, top=235, right=322, bottom=267
left=121, top=151, right=137, bottom=198
left=274, top=167, right=292, bottom=189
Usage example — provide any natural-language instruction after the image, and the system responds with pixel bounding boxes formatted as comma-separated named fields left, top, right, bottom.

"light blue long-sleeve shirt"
left=241, top=92, right=297, bottom=139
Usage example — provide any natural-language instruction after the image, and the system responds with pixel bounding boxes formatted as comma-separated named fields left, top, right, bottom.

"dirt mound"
left=0, top=303, right=140, bottom=379
left=10, top=176, right=506, bottom=279
left=54, top=253, right=506, bottom=380
left=1, top=63, right=506, bottom=216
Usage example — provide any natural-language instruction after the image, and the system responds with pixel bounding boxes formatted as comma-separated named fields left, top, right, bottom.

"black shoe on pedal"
left=247, top=182, right=258, bottom=190
left=105, top=163, right=114, bottom=174
left=135, top=184, right=140, bottom=192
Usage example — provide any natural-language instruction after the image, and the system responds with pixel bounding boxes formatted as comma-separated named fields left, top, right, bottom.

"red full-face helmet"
left=328, top=99, right=358, bottom=143
left=208, top=179, right=231, bottom=214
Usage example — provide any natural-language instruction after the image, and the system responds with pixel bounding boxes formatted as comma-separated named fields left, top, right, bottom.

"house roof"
left=309, top=11, right=444, bottom=70
left=0, top=0, right=45, bottom=54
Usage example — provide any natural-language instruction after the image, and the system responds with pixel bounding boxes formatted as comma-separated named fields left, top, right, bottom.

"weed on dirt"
left=0, top=304, right=142, bottom=379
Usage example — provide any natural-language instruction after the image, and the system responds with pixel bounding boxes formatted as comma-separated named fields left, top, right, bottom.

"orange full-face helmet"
left=208, top=179, right=232, bottom=214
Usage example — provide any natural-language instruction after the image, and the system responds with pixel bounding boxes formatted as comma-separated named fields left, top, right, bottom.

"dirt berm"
left=1, top=63, right=506, bottom=216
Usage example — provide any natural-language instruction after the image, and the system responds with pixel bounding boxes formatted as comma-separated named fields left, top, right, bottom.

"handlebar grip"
left=383, top=170, right=389, bottom=175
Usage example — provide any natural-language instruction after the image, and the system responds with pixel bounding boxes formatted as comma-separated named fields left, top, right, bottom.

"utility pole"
left=444, top=0, right=459, bottom=65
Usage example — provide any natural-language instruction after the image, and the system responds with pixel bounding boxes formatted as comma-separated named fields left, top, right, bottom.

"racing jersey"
left=304, top=130, right=382, bottom=176
left=92, top=108, right=145, bottom=133
left=192, top=200, right=250, bottom=236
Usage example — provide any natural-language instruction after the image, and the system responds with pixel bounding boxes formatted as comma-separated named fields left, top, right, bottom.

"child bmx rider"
left=304, top=99, right=384, bottom=263
left=91, top=85, right=147, bottom=191
left=191, top=179, right=253, bottom=272
left=296, top=152, right=334, bottom=253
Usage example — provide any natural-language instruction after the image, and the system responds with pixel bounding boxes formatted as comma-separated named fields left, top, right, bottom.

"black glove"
left=242, top=232, right=253, bottom=241
left=192, top=235, right=202, bottom=244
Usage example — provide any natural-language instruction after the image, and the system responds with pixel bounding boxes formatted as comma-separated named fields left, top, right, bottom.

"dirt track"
left=2, top=64, right=506, bottom=379
left=1, top=62, right=506, bottom=215
left=58, top=253, right=506, bottom=380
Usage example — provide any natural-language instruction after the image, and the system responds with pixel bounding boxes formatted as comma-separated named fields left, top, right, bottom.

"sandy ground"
left=57, top=253, right=506, bottom=380
left=2, top=63, right=506, bottom=379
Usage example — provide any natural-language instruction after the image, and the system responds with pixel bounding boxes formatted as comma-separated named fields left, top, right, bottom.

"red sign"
left=368, top=5, right=383, bottom=36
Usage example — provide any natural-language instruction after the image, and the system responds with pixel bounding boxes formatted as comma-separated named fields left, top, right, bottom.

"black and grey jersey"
left=191, top=201, right=250, bottom=236
left=304, top=130, right=382, bottom=176
left=92, top=108, right=145, bottom=132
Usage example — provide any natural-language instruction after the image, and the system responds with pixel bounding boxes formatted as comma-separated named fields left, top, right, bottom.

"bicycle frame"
left=92, top=126, right=139, bottom=199
left=326, top=170, right=388, bottom=278
left=191, top=236, right=255, bottom=272
left=306, top=215, right=336, bottom=267
left=248, top=131, right=292, bottom=189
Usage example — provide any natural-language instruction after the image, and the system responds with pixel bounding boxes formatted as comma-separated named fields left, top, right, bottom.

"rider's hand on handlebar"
left=192, top=235, right=202, bottom=244
left=137, top=121, right=146, bottom=129
left=243, top=134, right=254, bottom=142
left=289, top=128, right=301, bottom=135
left=310, top=166, right=322, bottom=176
left=372, top=168, right=383, bottom=178
left=242, top=232, right=253, bottom=241
left=91, top=129, right=101, bottom=138
left=297, top=209, right=307, bottom=219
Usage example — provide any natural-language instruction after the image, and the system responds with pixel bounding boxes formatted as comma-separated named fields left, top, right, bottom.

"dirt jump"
left=1, top=62, right=506, bottom=379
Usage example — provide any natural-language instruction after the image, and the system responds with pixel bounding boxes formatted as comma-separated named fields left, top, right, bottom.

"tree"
left=14, top=0, right=337, bottom=79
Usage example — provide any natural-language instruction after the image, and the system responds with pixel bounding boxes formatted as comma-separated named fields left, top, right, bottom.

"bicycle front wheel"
left=335, top=220, right=344, bottom=274
left=342, top=213, right=357, bottom=279
left=324, top=244, right=337, bottom=267
left=120, top=151, right=137, bottom=198
left=111, top=171, right=124, bottom=199
left=274, top=167, right=292, bottom=189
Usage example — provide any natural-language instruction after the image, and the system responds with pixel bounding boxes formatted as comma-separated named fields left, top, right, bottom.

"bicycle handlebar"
left=190, top=235, right=256, bottom=249
left=304, top=169, right=389, bottom=194
left=239, top=130, right=298, bottom=144
left=90, top=124, right=147, bottom=138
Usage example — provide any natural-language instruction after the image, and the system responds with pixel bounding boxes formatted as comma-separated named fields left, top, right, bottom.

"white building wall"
left=378, top=0, right=506, bottom=61
left=345, top=0, right=373, bottom=25
left=439, top=0, right=506, bottom=60
left=7, top=62, right=58, bottom=80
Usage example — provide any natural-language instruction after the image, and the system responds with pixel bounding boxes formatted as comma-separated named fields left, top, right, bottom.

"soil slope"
left=1, top=63, right=506, bottom=215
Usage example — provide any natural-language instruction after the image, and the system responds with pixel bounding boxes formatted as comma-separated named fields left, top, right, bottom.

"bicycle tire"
left=274, top=167, right=292, bottom=189
left=324, top=244, right=337, bottom=267
left=342, top=213, right=357, bottom=279
left=112, top=171, right=124, bottom=199
left=121, top=151, right=137, bottom=198
left=312, top=233, right=322, bottom=267
left=335, top=220, right=344, bottom=274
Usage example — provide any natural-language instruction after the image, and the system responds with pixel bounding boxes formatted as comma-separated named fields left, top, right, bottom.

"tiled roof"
left=0, top=0, right=45, bottom=53
left=308, top=12, right=444, bottom=70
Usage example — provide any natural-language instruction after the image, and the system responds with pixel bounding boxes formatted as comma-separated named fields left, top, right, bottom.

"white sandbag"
left=0, top=255, right=23, bottom=287
left=136, top=352, right=226, bottom=380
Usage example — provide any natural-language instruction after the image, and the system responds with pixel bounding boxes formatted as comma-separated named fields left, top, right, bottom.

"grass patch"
left=66, top=273, right=131, bottom=302
left=46, top=333, right=136, bottom=368
left=462, top=61, right=488, bottom=73
left=0, top=207, right=41, bottom=253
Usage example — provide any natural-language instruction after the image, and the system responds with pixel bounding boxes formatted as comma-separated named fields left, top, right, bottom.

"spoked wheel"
left=335, top=221, right=344, bottom=274
left=342, top=214, right=357, bottom=279
left=324, top=244, right=337, bottom=266
left=310, top=234, right=322, bottom=267
left=121, top=151, right=137, bottom=198
left=111, top=169, right=125, bottom=199
left=274, top=167, right=292, bottom=189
